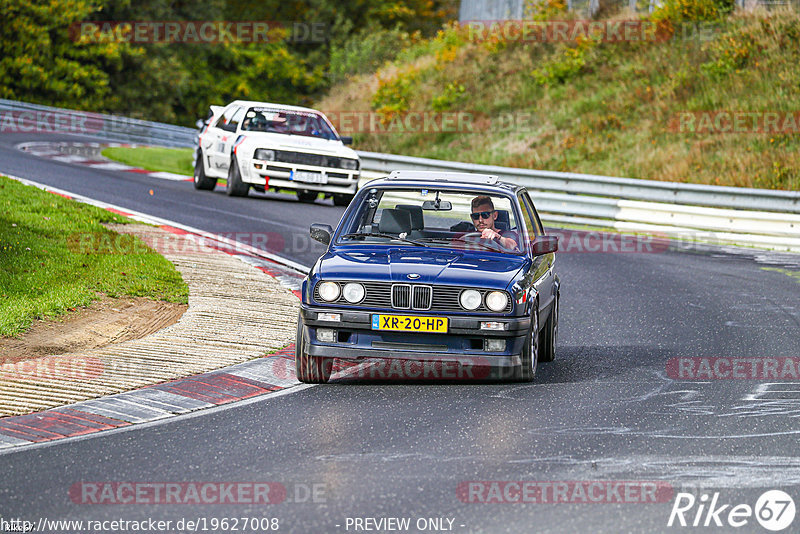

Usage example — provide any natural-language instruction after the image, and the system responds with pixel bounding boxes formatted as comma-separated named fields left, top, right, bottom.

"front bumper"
left=242, top=159, right=359, bottom=193
left=299, top=305, right=530, bottom=369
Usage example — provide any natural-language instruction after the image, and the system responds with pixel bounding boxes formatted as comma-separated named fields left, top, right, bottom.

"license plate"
left=372, top=315, right=448, bottom=333
left=292, top=170, right=327, bottom=184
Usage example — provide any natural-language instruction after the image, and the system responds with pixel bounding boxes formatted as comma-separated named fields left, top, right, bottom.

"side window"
left=522, top=193, right=544, bottom=235
left=517, top=193, right=540, bottom=246
left=215, top=106, right=239, bottom=132
left=228, top=106, right=246, bottom=132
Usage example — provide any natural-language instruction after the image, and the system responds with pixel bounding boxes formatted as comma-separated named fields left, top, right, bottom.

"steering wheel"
left=459, top=232, right=484, bottom=240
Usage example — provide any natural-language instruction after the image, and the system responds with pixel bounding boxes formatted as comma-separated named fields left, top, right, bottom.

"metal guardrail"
left=2, top=100, right=798, bottom=251
left=0, top=99, right=196, bottom=148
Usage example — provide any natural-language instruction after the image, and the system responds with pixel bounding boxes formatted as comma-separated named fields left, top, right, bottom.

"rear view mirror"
left=532, top=235, right=558, bottom=255
left=310, top=223, right=333, bottom=245
left=340, top=136, right=353, bottom=145
left=421, top=200, right=452, bottom=210
left=195, top=119, right=205, bottom=129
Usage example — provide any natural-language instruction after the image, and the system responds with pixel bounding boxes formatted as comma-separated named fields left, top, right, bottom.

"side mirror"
left=340, top=136, right=353, bottom=145
left=532, top=235, right=558, bottom=255
left=195, top=119, right=205, bottom=129
left=310, top=223, right=333, bottom=245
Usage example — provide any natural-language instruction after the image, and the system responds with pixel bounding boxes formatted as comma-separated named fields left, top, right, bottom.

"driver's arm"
left=497, top=233, right=518, bottom=250
left=480, top=228, right=518, bottom=250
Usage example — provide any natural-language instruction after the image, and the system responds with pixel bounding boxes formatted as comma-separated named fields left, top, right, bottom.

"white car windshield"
left=241, top=107, right=337, bottom=140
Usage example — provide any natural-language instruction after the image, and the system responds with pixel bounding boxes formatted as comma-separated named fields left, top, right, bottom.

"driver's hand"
left=480, top=228, right=500, bottom=241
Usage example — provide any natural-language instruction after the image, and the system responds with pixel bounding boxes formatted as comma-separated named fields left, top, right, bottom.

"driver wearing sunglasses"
left=470, top=195, right=518, bottom=251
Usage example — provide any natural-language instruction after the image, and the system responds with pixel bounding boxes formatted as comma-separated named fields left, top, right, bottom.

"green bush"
left=329, top=26, right=418, bottom=83
left=371, top=68, right=419, bottom=117
left=431, top=81, right=465, bottom=111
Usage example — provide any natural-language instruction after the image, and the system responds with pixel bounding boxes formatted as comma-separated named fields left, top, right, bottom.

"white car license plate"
left=292, top=170, right=327, bottom=184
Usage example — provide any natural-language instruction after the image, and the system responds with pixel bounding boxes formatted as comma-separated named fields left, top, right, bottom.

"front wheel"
left=295, top=316, right=332, bottom=383
left=539, top=296, right=558, bottom=363
left=513, top=305, right=539, bottom=382
left=296, top=190, right=318, bottom=203
left=332, top=193, right=354, bottom=207
left=226, top=156, right=250, bottom=197
left=193, top=151, right=217, bottom=190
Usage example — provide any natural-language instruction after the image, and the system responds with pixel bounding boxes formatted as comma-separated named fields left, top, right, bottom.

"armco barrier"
left=2, top=100, right=798, bottom=251
left=0, top=99, right=195, bottom=148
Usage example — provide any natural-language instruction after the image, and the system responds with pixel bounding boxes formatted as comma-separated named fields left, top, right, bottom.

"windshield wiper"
left=340, top=232, right=429, bottom=247
left=419, top=236, right=499, bottom=251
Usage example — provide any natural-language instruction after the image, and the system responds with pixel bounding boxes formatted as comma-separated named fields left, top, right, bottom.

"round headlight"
left=460, top=289, right=481, bottom=311
left=340, top=158, right=359, bottom=170
left=486, top=291, right=509, bottom=312
left=318, top=281, right=340, bottom=302
left=343, top=282, right=365, bottom=303
left=254, top=149, right=275, bottom=161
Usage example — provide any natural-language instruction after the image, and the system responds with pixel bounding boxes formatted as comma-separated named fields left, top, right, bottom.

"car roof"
left=367, top=171, right=523, bottom=194
left=227, top=100, right=323, bottom=115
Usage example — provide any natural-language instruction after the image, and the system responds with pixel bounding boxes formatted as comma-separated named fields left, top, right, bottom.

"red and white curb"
left=17, top=141, right=193, bottom=182
left=0, top=347, right=298, bottom=449
left=0, top=174, right=312, bottom=451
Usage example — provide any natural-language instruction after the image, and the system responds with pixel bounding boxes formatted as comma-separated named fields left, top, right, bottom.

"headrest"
left=495, top=209, right=510, bottom=231
left=378, top=209, right=412, bottom=235
left=395, top=204, right=424, bottom=230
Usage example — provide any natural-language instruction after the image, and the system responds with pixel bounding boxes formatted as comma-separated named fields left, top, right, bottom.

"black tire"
left=513, top=304, right=539, bottom=382
left=193, top=151, right=217, bottom=190
left=226, top=156, right=249, bottom=197
left=332, top=193, right=354, bottom=207
left=295, top=316, right=332, bottom=384
left=296, top=190, right=318, bottom=203
left=539, top=296, right=558, bottom=363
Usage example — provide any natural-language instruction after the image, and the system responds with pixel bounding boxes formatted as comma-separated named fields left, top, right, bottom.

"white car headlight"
left=318, top=281, right=340, bottom=302
left=254, top=149, right=275, bottom=161
left=485, top=291, right=509, bottom=312
left=339, top=158, right=359, bottom=170
left=460, top=289, right=481, bottom=311
left=342, top=283, right=365, bottom=303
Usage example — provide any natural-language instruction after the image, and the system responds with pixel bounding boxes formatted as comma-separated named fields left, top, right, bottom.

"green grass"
left=0, top=176, right=189, bottom=337
left=101, top=146, right=194, bottom=176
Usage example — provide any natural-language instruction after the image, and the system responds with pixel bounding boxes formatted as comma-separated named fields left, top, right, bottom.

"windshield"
left=337, top=188, right=526, bottom=254
left=241, top=107, right=338, bottom=140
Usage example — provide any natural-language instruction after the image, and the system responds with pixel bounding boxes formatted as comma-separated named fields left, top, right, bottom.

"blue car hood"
left=317, top=247, right=526, bottom=290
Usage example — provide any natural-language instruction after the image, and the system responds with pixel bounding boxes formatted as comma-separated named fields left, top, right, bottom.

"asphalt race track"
left=2, top=133, right=800, bottom=533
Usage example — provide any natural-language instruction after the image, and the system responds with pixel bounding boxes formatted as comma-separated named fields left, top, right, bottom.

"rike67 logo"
left=668, top=490, right=796, bottom=531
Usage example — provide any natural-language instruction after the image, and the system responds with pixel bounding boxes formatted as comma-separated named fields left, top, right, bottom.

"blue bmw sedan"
left=296, top=171, right=560, bottom=383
